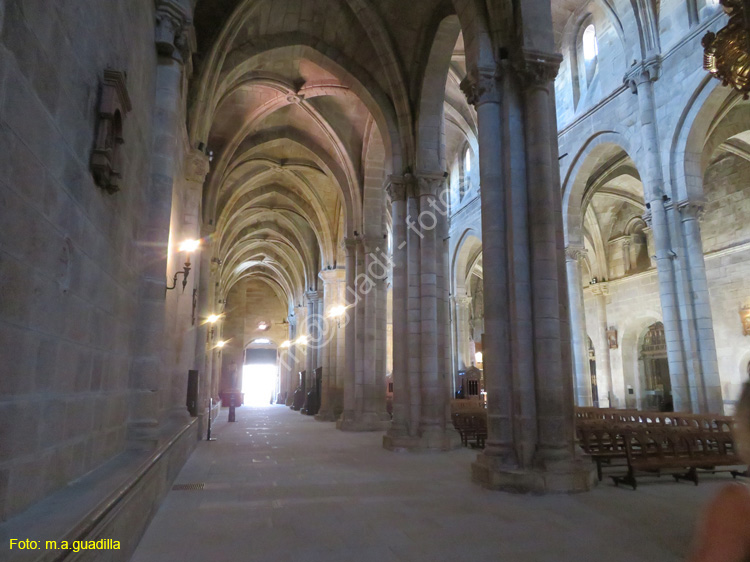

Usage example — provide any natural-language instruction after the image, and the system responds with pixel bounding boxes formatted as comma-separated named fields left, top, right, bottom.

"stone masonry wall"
left=0, top=1, right=157, bottom=520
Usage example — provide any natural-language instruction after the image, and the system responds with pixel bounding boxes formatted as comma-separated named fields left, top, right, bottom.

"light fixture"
left=167, top=239, right=200, bottom=292
left=475, top=351, right=483, bottom=365
left=258, top=321, right=269, bottom=331
left=216, top=340, right=227, bottom=349
left=328, top=305, right=347, bottom=327
left=295, top=335, right=308, bottom=346
left=703, top=0, right=750, bottom=99
left=280, top=340, right=292, bottom=348
left=207, top=314, right=222, bottom=324
left=253, top=338, right=271, bottom=344
left=740, top=305, right=750, bottom=336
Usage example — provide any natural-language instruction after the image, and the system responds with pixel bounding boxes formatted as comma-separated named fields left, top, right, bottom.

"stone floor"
left=131, top=405, right=728, bottom=562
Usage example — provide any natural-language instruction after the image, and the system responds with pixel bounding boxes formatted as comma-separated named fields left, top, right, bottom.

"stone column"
left=626, top=60, right=691, bottom=412
left=678, top=201, right=723, bottom=413
left=385, top=179, right=409, bottom=439
left=591, top=284, right=615, bottom=408
left=317, top=269, right=345, bottom=421
left=565, top=246, right=593, bottom=407
left=285, top=317, right=297, bottom=406
left=338, top=238, right=358, bottom=427
left=128, top=1, right=194, bottom=431
left=459, top=67, right=515, bottom=465
left=454, top=296, right=474, bottom=371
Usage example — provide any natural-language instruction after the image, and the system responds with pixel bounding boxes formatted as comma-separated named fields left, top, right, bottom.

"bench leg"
left=673, top=467, right=698, bottom=486
left=731, top=467, right=750, bottom=479
left=595, top=459, right=603, bottom=482
left=611, top=468, right=637, bottom=490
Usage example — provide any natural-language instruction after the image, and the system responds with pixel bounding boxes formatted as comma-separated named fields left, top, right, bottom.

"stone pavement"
left=131, top=406, right=725, bottom=562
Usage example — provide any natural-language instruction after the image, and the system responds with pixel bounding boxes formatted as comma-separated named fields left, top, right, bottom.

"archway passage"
left=639, top=322, right=673, bottom=412
left=242, top=364, right=278, bottom=406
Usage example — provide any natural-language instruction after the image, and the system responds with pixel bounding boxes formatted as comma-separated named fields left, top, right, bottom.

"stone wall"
left=0, top=0, right=158, bottom=520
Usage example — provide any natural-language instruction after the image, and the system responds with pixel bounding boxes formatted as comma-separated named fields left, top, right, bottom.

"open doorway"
left=242, top=364, right=277, bottom=407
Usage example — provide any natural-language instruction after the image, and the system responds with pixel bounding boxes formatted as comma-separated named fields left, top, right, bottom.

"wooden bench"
left=611, top=429, right=746, bottom=490
left=451, top=412, right=488, bottom=449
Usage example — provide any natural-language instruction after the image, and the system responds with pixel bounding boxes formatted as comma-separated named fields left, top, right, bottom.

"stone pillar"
left=625, top=60, right=691, bottom=412
left=128, top=1, right=194, bottom=431
left=678, top=201, right=723, bottom=413
left=459, top=67, right=515, bottom=465
left=591, top=284, right=615, bottom=408
left=338, top=238, right=358, bottom=427
left=285, top=317, right=297, bottom=406
left=465, top=51, right=594, bottom=493
left=383, top=174, right=459, bottom=450
left=317, top=269, right=345, bottom=421
left=565, top=246, right=593, bottom=407
left=454, top=296, right=474, bottom=371
left=385, top=179, right=409, bottom=438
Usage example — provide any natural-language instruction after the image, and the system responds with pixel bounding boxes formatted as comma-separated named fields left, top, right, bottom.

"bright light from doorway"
left=242, top=364, right=277, bottom=406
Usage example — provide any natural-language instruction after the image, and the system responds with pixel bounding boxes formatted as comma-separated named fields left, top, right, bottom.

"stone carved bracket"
left=624, top=56, right=662, bottom=93
left=590, top=282, right=609, bottom=296
left=565, top=246, right=587, bottom=262
left=185, top=148, right=210, bottom=184
left=90, top=69, right=132, bottom=194
left=514, top=50, right=562, bottom=90
left=460, top=66, right=500, bottom=107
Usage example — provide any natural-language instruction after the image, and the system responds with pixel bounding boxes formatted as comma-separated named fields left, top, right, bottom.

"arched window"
left=460, top=146, right=472, bottom=200
left=582, top=25, right=598, bottom=62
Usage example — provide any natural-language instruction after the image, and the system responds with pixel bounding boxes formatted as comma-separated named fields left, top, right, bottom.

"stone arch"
left=561, top=130, right=641, bottom=247
left=669, top=75, right=739, bottom=202
left=416, top=15, right=462, bottom=173
left=618, top=311, right=663, bottom=409
left=452, top=229, right=482, bottom=297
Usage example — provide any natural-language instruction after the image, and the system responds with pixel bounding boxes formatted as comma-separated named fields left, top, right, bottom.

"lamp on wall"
left=328, top=305, right=347, bottom=327
left=740, top=305, right=750, bottom=336
left=703, top=0, right=750, bottom=99
left=280, top=340, right=292, bottom=348
left=167, top=239, right=200, bottom=292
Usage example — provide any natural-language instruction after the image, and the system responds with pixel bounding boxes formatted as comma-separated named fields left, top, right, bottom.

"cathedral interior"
left=1, top=0, right=750, bottom=560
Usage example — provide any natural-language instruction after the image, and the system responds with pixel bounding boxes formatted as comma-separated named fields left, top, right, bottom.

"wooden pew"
left=451, top=412, right=488, bottom=449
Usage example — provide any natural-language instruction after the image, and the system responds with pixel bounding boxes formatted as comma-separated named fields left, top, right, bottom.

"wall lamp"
left=167, top=239, right=200, bottom=292
left=215, top=340, right=227, bottom=349
left=280, top=340, right=292, bottom=349
left=295, top=336, right=308, bottom=346
left=328, top=305, right=348, bottom=327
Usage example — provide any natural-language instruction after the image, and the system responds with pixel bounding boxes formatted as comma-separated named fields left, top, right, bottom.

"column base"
left=471, top=452, right=596, bottom=494
left=314, top=408, right=338, bottom=422
left=383, top=427, right=462, bottom=452
left=336, top=411, right=390, bottom=432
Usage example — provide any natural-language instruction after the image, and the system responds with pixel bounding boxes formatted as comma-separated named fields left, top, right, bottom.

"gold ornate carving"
left=703, top=0, right=750, bottom=99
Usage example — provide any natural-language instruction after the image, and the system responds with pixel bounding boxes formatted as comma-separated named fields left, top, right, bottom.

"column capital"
left=385, top=174, right=416, bottom=203
left=460, top=65, right=500, bottom=107
left=318, top=268, right=346, bottom=284
left=185, top=148, right=210, bottom=183
left=416, top=172, right=448, bottom=198
left=624, top=56, right=662, bottom=93
left=155, top=0, right=196, bottom=63
left=361, top=235, right=387, bottom=254
left=341, top=237, right=360, bottom=254
left=677, top=200, right=705, bottom=222
left=565, top=245, right=587, bottom=262
left=306, top=290, right=323, bottom=303
left=453, top=294, right=473, bottom=307
left=590, top=282, right=609, bottom=296
left=513, top=49, right=563, bottom=90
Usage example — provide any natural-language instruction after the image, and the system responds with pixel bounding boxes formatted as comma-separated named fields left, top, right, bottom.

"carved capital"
left=185, top=148, right=210, bottom=183
left=624, top=56, right=662, bottom=93
left=565, top=245, right=587, bottom=262
left=514, top=50, right=562, bottom=90
left=385, top=174, right=415, bottom=203
left=341, top=237, right=360, bottom=257
left=155, top=0, right=195, bottom=63
left=677, top=200, right=705, bottom=222
left=306, top=290, right=323, bottom=303
left=642, top=210, right=653, bottom=227
left=416, top=172, right=447, bottom=198
left=460, top=66, right=500, bottom=107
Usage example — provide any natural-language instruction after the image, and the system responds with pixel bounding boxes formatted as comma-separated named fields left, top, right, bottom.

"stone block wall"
left=0, top=1, right=157, bottom=520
